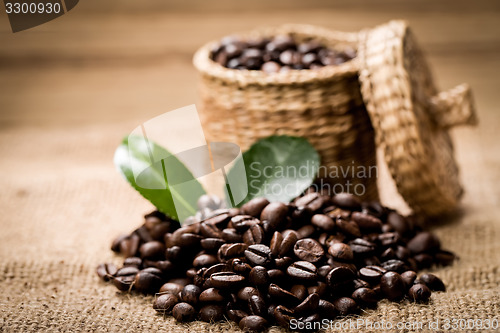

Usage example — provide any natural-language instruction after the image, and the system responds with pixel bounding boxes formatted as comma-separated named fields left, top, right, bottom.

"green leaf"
left=228, top=135, right=320, bottom=206
left=114, top=135, right=206, bottom=221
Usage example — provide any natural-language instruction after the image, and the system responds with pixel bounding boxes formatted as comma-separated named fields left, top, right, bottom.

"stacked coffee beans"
left=210, top=35, right=356, bottom=73
left=98, top=190, right=454, bottom=331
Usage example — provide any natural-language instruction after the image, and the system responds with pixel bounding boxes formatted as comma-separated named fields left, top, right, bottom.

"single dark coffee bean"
left=408, top=283, right=432, bottom=303
left=287, top=261, right=317, bottom=280
left=237, top=286, right=260, bottom=301
left=414, top=253, right=434, bottom=269
left=332, top=193, right=362, bottom=211
left=279, top=231, right=298, bottom=257
left=351, top=211, right=383, bottom=231
left=296, top=224, right=316, bottom=239
left=180, top=284, right=202, bottom=305
left=203, top=212, right=231, bottom=228
left=352, top=287, right=378, bottom=307
left=193, top=254, right=218, bottom=269
left=177, top=233, right=203, bottom=248
left=378, top=232, right=401, bottom=247
left=361, top=201, right=387, bottom=219
left=435, top=250, right=456, bottom=266
left=359, top=266, right=386, bottom=284
left=172, top=302, right=196, bottom=322
left=295, top=192, right=328, bottom=212
left=199, top=288, right=225, bottom=303
left=200, top=237, right=225, bottom=251
left=203, top=263, right=231, bottom=279
left=317, top=299, right=337, bottom=319
left=111, top=234, right=128, bottom=252
left=220, top=243, right=248, bottom=260
left=381, top=248, right=397, bottom=261
left=380, top=271, right=405, bottom=301
left=232, top=215, right=260, bottom=232
left=311, top=214, right=335, bottom=231
left=336, top=218, right=361, bottom=238
left=291, top=205, right=314, bottom=224
left=260, top=202, right=288, bottom=231
left=116, top=266, right=139, bottom=277
left=270, top=231, right=283, bottom=257
left=387, top=211, right=411, bottom=235
left=112, top=275, right=135, bottom=291
left=400, top=270, right=418, bottom=288
left=291, top=284, right=308, bottom=301
left=249, top=266, right=269, bottom=286
left=209, top=272, right=246, bottom=289
left=221, top=228, right=243, bottom=243
left=294, top=292, right=320, bottom=314
left=239, top=315, right=268, bottom=332
left=328, top=243, right=354, bottom=261
left=243, top=224, right=265, bottom=245
left=96, top=263, right=117, bottom=282
left=349, top=238, right=376, bottom=256
left=395, top=246, right=410, bottom=260
left=153, top=293, right=178, bottom=313
left=134, top=267, right=163, bottom=294
left=317, top=265, right=333, bottom=279
left=333, top=297, right=358, bottom=316
left=159, top=282, right=183, bottom=295
left=273, top=305, right=295, bottom=329
left=267, top=268, right=286, bottom=284
left=294, top=238, right=324, bottom=263
left=230, top=259, right=252, bottom=275
left=227, top=309, right=248, bottom=325
left=381, top=259, right=408, bottom=273
left=353, top=278, right=371, bottom=290
left=249, top=294, right=267, bottom=316
left=200, top=222, right=224, bottom=239
left=325, top=207, right=351, bottom=220
left=241, top=198, right=270, bottom=217
left=307, top=282, right=327, bottom=297
left=419, top=273, right=446, bottom=291
left=407, top=232, right=441, bottom=254
left=119, top=233, right=140, bottom=258
left=123, top=257, right=142, bottom=268
left=326, top=266, right=355, bottom=291
left=268, top=284, right=299, bottom=304
left=245, top=244, right=272, bottom=266
left=275, top=256, right=293, bottom=270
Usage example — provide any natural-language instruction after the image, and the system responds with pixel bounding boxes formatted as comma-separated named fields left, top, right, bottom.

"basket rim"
left=193, top=24, right=360, bottom=86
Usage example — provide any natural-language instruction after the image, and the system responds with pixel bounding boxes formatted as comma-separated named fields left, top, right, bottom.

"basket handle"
left=429, top=83, right=478, bottom=129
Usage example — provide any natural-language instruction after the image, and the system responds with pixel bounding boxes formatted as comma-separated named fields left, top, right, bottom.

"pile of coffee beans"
left=98, top=189, right=454, bottom=331
left=210, top=35, right=356, bottom=73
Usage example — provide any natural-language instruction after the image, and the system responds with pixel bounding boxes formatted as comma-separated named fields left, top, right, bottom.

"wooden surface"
left=1, top=0, right=499, bottom=242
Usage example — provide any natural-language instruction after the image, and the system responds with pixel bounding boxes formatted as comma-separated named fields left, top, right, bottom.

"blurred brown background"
left=0, top=1, right=499, bottom=331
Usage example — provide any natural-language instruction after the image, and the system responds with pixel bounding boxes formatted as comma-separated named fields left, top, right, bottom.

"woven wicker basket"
left=193, top=24, right=378, bottom=200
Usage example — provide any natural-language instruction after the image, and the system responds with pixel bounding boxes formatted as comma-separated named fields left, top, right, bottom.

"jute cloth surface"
left=0, top=124, right=498, bottom=332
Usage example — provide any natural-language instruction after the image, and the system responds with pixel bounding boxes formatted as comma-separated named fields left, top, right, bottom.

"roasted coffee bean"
left=326, top=266, right=355, bottom=291
left=274, top=305, right=295, bottom=329
left=239, top=315, right=268, bottom=332
left=261, top=61, right=281, bottom=73
left=287, top=261, right=317, bottom=280
left=351, top=211, right=382, bottom=231
left=325, top=207, right=351, bottom=220
left=200, top=237, right=225, bottom=251
left=317, top=265, right=333, bottom=279
left=270, top=231, right=283, bottom=257
left=135, top=225, right=153, bottom=243
left=205, top=263, right=231, bottom=278
left=180, top=284, right=202, bottom=304
left=317, top=299, right=337, bottom=319
left=192, top=254, right=218, bottom=268
left=414, top=253, right=434, bottom=269
left=381, top=259, right=408, bottom=273
left=435, top=250, right=456, bottom=266
left=408, top=283, right=432, bottom=303
left=241, top=198, right=270, bottom=217
left=245, top=244, right=272, bottom=266
left=395, top=245, right=410, bottom=260
left=349, top=238, right=376, bottom=256
left=249, top=294, right=267, bottom=316
left=291, top=206, right=313, bottom=224
left=296, top=225, right=316, bottom=240
left=419, top=273, right=446, bottom=291
left=307, top=282, right=327, bottom=297
left=112, top=275, right=135, bottom=291
left=249, top=266, right=269, bottom=286
left=149, top=222, right=173, bottom=240
left=237, top=286, right=261, bottom=301
left=232, top=215, right=260, bottom=232
left=177, top=233, right=203, bottom=248
left=159, top=282, right=183, bottom=295
left=243, top=224, right=265, bottom=245
left=230, top=259, right=251, bottom=275
left=227, top=309, right=248, bottom=324
left=291, top=284, right=308, bottom=301
left=268, top=284, right=299, bottom=304
left=378, top=232, right=401, bottom=247
left=219, top=243, right=248, bottom=260
left=260, top=202, right=288, bottom=231
left=209, top=272, right=246, bottom=289
left=352, top=287, right=378, bottom=307
left=199, top=288, right=225, bottom=303
left=153, top=293, right=179, bottom=313
left=328, top=243, right=353, bottom=261
left=294, top=238, right=324, bottom=263
left=361, top=201, right=387, bottom=219
left=311, top=214, right=335, bottom=232
left=200, top=222, right=224, bottom=239
left=359, top=266, right=386, bottom=284
left=172, top=302, right=196, bottom=322
left=295, top=192, right=328, bottom=211
left=387, top=211, right=411, bottom=235
left=119, top=233, right=140, bottom=258
left=96, top=263, right=117, bottom=282
left=380, top=271, right=405, bottom=301
left=123, top=257, right=142, bottom=268
left=267, top=269, right=285, bottom=284
left=408, top=232, right=441, bottom=254
left=335, top=218, right=361, bottom=237
left=400, top=270, right=418, bottom=288
left=116, top=266, right=139, bottom=277
left=333, top=297, right=358, bottom=316
left=381, top=248, right=397, bottom=260
left=353, top=278, right=371, bottom=290
left=294, top=292, right=320, bottom=314
left=111, top=234, right=128, bottom=252
left=221, top=228, right=243, bottom=243
left=332, top=193, right=362, bottom=211
left=133, top=267, right=163, bottom=294
left=203, top=212, right=231, bottom=228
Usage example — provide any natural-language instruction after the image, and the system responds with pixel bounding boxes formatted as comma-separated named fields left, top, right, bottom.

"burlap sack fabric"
left=0, top=125, right=499, bottom=332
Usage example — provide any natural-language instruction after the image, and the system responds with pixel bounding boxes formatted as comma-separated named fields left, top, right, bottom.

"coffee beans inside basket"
left=210, top=35, right=356, bottom=72
left=98, top=190, right=455, bottom=331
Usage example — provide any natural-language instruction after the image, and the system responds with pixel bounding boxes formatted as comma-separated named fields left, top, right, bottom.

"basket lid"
left=357, top=20, right=477, bottom=216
